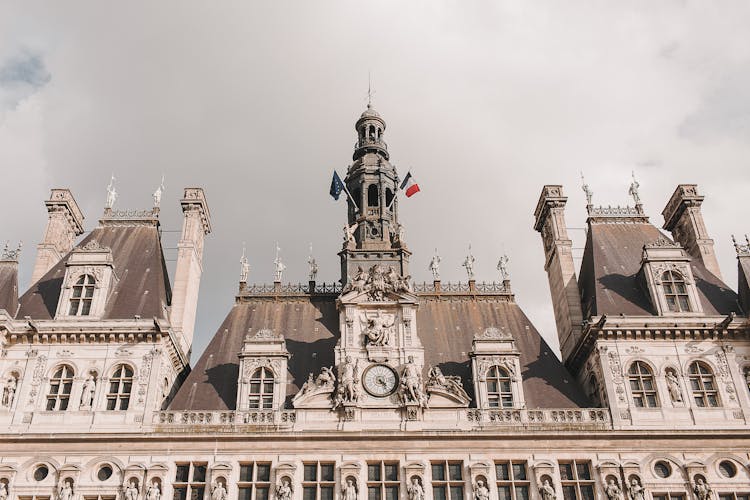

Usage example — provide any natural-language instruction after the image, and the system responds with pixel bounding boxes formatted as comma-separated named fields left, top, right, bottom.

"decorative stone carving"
left=28, top=355, right=47, bottom=405
left=276, top=477, right=293, bottom=500
left=693, top=477, right=713, bottom=500
left=253, top=329, right=281, bottom=340
left=539, top=479, right=556, bottom=500
left=1, top=374, right=16, bottom=409
left=124, top=480, right=140, bottom=500
left=362, top=311, right=395, bottom=347
left=399, top=356, right=426, bottom=407
left=333, top=356, right=360, bottom=409
left=426, top=366, right=469, bottom=403
left=606, top=351, right=626, bottom=403
left=626, top=478, right=645, bottom=500
left=79, top=375, right=97, bottom=409
left=341, top=476, right=358, bottom=500
left=406, top=476, right=425, bottom=500
left=342, top=264, right=412, bottom=299
left=145, top=481, right=161, bottom=500
left=57, top=479, right=74, bottom=500
left=477, top=356, right=517, bottom=381
left=0, top=481, right=8, bottom=500
left=211, top=480, right=228, bottom=500
left=604, top=479, right=623, bottom=500
left=343, top=223, right=359, bottom=247
left=477, top=327, right=512, bottom=340
left=472, top=477, right=490, bottom=500
left=665, top=369, right=683, bottom=403
left=293, top=367, right=336, bottom=407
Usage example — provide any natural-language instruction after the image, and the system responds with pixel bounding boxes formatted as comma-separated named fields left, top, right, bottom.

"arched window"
left=368, top=185, right=379, bottom=207
left=689, top=362, right=719, bottom=407
left=628, top=361, right=659, bottom=408
left=662, top=271, right=691, bottom=312
left=47, top=365, right=74, bottom=411
left=106, top=364, right=133, bottom=410
left=385, top=188, right=394, bottom=209
left=69, top=274, right=95, bottom=316
left=248, top=367, right=274, bottom=409
left=486, top=366, right=513, bottom=408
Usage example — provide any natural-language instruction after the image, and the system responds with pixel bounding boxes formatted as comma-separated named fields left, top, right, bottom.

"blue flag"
left=330, top=171, right=345, bottom=200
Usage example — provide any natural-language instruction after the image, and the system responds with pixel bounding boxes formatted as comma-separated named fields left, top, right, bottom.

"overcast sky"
left=1, top=2, right=749, bottom=361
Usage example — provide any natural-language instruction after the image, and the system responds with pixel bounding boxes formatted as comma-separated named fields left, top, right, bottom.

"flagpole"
left=338, top=172, right=360, bottom=213
left=386, top=168, right=406, bottom=210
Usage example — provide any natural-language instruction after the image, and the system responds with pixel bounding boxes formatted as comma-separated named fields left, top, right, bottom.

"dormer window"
left=661, top=271, right=691, bottom=312
left=248, top=367, right=274, bottom=409
left=486, top=366, right=513, bottom=408
left=68, top=274, right=95, bottom=316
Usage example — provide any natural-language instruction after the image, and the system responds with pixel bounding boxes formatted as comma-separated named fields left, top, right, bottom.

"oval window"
left=719, top=461, right=737, bottom=478
left=654, top=461, right=671, bottom=479
left=98, top=465, right=113, bottom=481
left=34, top=465, right=49, bottom=481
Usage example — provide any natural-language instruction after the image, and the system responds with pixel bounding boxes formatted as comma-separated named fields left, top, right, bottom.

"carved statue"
left=337, top=356, right=360, bottom=405
left=316, top=367, right=335, bottom=389
left=124, top=480, right=140, bottom=500
left=343, top=223, right=359, bottom=245
left=276, top=478, right=293, bottom=500
left=496, top=255, right=510, bottom=281
left=605, top=479, right=622, bottom=500
left=341, top=477, right=358, bottom=500
left=345, top=266, right=367, bottom=294
left=400, top=356, right=426, bottom=407
left=665, top=369, right=683, bottom=403
left=0, top=482, right=8, bottom=500
left=105, top=175, right=117, bottom=209
left=463, top=249, right=475, bottom=280
left=628, top=171, right=640, bottom=205
left=581, top=172, right=593, bottom=206
left=539, top=479, right=556, bottom=500
left=239, top=245, right=250, bottom=283
left=693, top=478, right=712, bottom=500
left=627, top=479, right=645, bottom=500
left=211, top=480, right=228, bottom=500
left=364, top=312, right=395, bottom=347
left=473, top=479, right=489, bottom=500
left=145, top=481, right=161, bottom=500
left=427, top=366, right=467, bottom=399
left=369, top=264, right=388, bottom=300
left=406, top=477, right=424, bottom=500
left=429, top=250, right=441, bottom=280
left=80, top=375, right=96, bottom=409
left=58, top=480, right=74, bottom=500
left=1, top=375, right=16, bottom=408
left=391, top=223, right=405, bottom=245
left=308, top=256, right=319, bottom=282
left=153, top=175, right=165, bottom=208
left=300, top=373, right=316, bottom=395
left=273, top=254, right=286, bottom=282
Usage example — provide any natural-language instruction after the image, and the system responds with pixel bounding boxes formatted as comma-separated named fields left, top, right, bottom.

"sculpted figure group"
left=427, top=366, right=468, bottom=400
left=364, top=312, right=395, bottom=347
left=399, top=356, right=426, bottom=407
left=342, top=264, right=412, bottom=299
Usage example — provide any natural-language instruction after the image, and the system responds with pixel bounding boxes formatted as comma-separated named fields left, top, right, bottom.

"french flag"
left=399, top=171, right=420, bottom=198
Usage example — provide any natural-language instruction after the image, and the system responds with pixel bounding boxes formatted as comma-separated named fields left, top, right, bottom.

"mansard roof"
left=578, top=221, right=739, bottom=319
left=16, top=224, right=172, bottom=320
left=169, top=291, right=588, bottom=411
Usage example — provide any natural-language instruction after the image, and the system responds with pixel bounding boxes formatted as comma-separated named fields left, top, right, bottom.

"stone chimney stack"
left=734, top=235, right=750, bottom=316
left=533, top=185, right=584, bottom=362
left=170, top=188, right=212, bottom=354
left=662, top=184, right=723, bottom=281
left=30, top=189, right=85, bottom=284
left=0, top=243, right=22, bottom=315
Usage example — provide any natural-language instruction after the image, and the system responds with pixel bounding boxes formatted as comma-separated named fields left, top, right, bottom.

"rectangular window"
left=495, top=461, right=530, bottom=500
left=719, top=495, right=750, bottom=500
left=368, top=461, right=399, bottom=500
left=172, top=462, right=207, bottom=500
left=559, top=461, right=595, bottom=500
left=238, top=462, right=272, bottom=500
left=303, top=462, right=335, bottom=500
left=653, top=494, right=686, bottom=500
left=432, top=461, right=464, bottom=500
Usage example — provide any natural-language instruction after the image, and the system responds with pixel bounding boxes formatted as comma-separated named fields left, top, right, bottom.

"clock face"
left=362, top=364, right=399, bottom=397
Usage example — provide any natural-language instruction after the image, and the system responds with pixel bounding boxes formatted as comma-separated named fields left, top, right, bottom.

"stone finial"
left=1, top=241, right=22, bottom=261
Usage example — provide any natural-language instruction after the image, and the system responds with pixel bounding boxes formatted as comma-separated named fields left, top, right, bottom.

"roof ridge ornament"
left=273, top=243, right=286, bottom=283
left=581, top=171, right=593, bottom=213
left=105, top=174, right=117, bottom=209
left=732, top=234, right=750, bottom=257
left=463, top=245, right=475, bottom=280
left=307, top=243, right=318, bottom=282
left=239, top=243, right=250, bottom=283
left=1, top=241, right=22, bottom=261
left=628, top=171, right=641, bottom=207
left=497, top=254, right=510, bottom=282
left=153, top=175, right=165, bottom=208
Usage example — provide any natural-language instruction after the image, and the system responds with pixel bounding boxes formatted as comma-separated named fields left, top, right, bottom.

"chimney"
left=533, top=185, right=584, bottom=362
left=662, top=184, right=723, bottom=281
left=0, top=243, right=22, bottom=315
left=170, top=188, right=211, bottom=354
left=30, top=189, right=85, bottom=284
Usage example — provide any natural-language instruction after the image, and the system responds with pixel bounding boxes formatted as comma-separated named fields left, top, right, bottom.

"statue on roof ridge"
left=105, top=175, right=117, bottom=209
left=429, top=249, right=441, bottom=280
left=628, top=171, right=641, bottom=205
left=463, top=246, right=475, bottom=280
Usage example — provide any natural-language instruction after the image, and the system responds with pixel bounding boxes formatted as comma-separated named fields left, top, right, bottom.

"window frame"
left=495, top=461, right=530, bottom=500
left=628, top=361, right=659, bottom=408
left=367, top=461, right=400, bottom=500
left=558, top=460, right=595, bottom=500
left=431, top=461, right=464, bottom=500
left=46, top=364, right=75, bottom=411
left=486, top=366, right=514, bottom=408
left=106, top=364, right=134, bottom=411
left=302, top=462, right=335, bottom=500
left=238, top=462, right=271, bottom=500
left=68, top=274, right=96, bottom=316
left=172, top=462, right=207, bottom=500
left=652, top=493, right=687, bottom=500
left=688, top=362, right=720, bottom=408
left=248, top=367, right=275, bottom=410
left=661, top=270, right=692, bottom=313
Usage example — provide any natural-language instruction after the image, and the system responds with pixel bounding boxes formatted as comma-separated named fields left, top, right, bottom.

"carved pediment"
left=340, top=264, right=417, bottom=303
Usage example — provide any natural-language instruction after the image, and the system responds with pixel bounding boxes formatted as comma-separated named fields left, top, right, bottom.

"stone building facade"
left=1, top=105, right=750, bottom=500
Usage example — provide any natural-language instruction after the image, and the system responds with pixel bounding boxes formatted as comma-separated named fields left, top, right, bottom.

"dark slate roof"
left=16, top=225, right=171, bottom=320
left=0, top=261, right=19, bottom=315
left=169, top=295, right=588, bottom=411
left=578, top=222, right=739, bottom=318
left=738, top=257, right=750, bottom=315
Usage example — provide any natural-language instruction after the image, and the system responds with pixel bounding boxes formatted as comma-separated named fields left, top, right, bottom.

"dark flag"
left=330, top=171, right=345, bottom=200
